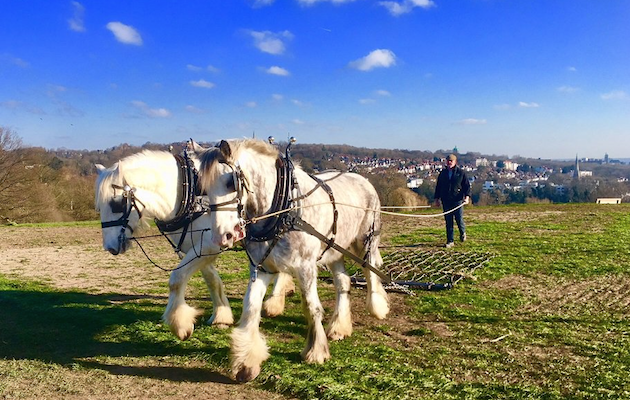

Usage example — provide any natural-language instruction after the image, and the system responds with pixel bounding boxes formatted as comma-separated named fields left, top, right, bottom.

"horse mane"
left=94, top=165, right=118, bottom=211
left=94, top=149, right=173, bottom=212
left=199, top=138, right=279, bottom=189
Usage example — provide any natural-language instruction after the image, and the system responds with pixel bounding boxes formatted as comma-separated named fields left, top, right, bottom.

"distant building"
left=503, top=160, right=519, bottom=171
left=482, top=181, right=496, bottom=191
left=596, top=198, right=622, bottom=204
left=407, top=178, right=423, bottom=189
left=573, top=154, right=580, bottom=180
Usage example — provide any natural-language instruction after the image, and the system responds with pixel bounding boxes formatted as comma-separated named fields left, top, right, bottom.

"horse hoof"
left=327, top=331, right=350, bottom=341
left=235, top=365, right=260, bottom=383
left=173, top=324, right=194, bottom=341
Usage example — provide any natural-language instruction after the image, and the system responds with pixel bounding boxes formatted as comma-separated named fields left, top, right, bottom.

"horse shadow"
left=0, top=282, right=235, bottom=384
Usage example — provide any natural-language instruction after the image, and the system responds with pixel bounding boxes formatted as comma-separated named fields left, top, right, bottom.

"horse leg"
left=262, top=272, right=295, bottom=318
left=326, top=260, right=353, bottom=341
left=231, top=271, right=274, bottom=383
left=297, top=265, right=330, bottom=364
left=363, top=247, right=390, bottom=320
left=162, top=254, right=208, bottom=340
left=199, top=263, right=234, bottom=328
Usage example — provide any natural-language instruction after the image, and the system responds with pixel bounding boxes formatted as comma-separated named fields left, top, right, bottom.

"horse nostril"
left=226, top=233, right=233, bottom=241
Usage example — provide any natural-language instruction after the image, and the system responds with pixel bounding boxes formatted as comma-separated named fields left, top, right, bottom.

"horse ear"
left=219, top=140, right=232, bottom=160
left=188, top=139, right=205, bottom=154
left=95, top=164, right=106, bottom=173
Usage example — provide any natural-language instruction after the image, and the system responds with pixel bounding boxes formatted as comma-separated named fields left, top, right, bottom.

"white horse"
left=197, top=138, right=390, bottom=382
left=94, top=148, right=295, bottom=342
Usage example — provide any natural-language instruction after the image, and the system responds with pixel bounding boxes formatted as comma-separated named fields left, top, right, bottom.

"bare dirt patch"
left=0, top=225, right=172, bottom=294
left=485, top=274, right=630, bottom=316
left=0, top=225, right=290, bottom=400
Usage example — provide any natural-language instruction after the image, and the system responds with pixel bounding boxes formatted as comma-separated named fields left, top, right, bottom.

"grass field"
left=1, top=203, right=629, bottom=399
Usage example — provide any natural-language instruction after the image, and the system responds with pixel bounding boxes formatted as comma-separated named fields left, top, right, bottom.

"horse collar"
left=154, top=151, right=207, bottom=253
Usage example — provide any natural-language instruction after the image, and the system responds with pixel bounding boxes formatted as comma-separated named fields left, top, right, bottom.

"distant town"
left=330, top=149, right=630, bottom=205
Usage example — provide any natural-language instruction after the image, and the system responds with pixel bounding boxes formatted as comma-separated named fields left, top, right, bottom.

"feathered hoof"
left=212, top=323, right=231, bottom=330
left=206, top=308, right=234, bottom=328
left=171, top=323, right=194, bottom=341
left=235, top=365, right=261, bottom=383
left=327, top=328, right=352, bottom=341
left=262, top=296, right=285, bottom=318
left=164, top=304, right=203, bottom=341
left=301, top=346, right=330, bottom=364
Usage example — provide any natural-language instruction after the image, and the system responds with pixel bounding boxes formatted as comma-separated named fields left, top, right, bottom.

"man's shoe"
left=445, top=242, right=454, bottom=248
left=460, top=233, right=467, bottom=242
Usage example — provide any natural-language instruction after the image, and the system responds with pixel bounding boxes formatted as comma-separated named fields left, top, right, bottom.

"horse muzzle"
left=105, top=234, right=131, bottom=255
left=215, top=223, right=246, bottom=249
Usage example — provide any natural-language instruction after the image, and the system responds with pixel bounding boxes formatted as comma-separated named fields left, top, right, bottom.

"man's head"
left=446, top=154, right=457, bottom=168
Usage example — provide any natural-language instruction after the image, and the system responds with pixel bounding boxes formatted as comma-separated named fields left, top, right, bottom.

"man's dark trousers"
left=442, top=200, right=465, bottom=243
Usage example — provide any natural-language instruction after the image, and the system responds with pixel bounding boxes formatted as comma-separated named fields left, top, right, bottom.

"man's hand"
left=463, top=196, right=470, bottom=205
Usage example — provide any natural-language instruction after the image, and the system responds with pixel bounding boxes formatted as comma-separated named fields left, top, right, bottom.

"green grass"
left=1, top=203, right=630, bottom=399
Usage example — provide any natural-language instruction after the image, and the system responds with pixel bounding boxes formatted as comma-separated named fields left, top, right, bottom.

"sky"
left=1, top=0, right=629, bottom=159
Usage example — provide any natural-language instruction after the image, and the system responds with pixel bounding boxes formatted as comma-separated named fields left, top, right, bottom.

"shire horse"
left=94, top=147, right=295, bottom=341
left=198, top=138, right=390, bottom=382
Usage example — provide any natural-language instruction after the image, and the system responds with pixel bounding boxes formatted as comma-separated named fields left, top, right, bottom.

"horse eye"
left=226, top=175, right=236, bottom=192
left=109, top=198, right=125, bottom=213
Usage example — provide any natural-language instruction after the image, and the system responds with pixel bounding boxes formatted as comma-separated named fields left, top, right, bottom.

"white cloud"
left=265, top=66, right=290, bottom=76
left=458, top=118, right=487, bottom=125
left=207, top=65, right=221, bottom=73
left=379, top=0, right=435, bottom=16
left=558, top=85, right=579, bottom=94
left=272, top=94, right=284, bottom=101
left=292, top=119, right=305, bottom=125
left=349, top=49, right=397, bottom=71
left=567, top=66, right=577, bottom=72
left=601, top=90, right=628, bottom=100
left=190, top=79, right=216, bottom=89
left=518, top=101, right=540, bottom=108
left=375, top=89, right=391, bottom=97
left=494, top=104, right=511, bottom=110
left=249, top=30, right=293, bottom=55
left=106, top=22, right=143, bottom=46
left=252, top=0, right=276, bottom=7
left=245, top=101, right=258, bottom=108
left=1, top=100, right=45, bottom=115
left=1, top=54, right=29, bottom=68
left=132, top=101, right=171, bottom=118
left=68, top=2, right=86, bottom=32
left=359, top=98, right=376, bottom=105
left=188, top=64, right=220, bottom=73
left=185, top=105, right=205, bottom=114
left=187, top=64, right=203, bottom=72
left=298, top=0, right=358, bottom=5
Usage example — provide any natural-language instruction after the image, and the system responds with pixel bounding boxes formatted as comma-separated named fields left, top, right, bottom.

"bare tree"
left=0, top=127, right=37, bottom=223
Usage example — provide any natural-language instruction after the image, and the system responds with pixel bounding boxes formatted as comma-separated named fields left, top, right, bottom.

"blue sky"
left=1, top=0, right=628, bottom=159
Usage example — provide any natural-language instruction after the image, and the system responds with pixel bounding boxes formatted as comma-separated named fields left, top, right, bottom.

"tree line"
left=1, top=127, right=628, bottom=224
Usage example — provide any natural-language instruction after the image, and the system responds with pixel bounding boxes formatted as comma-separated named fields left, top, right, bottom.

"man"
left=434, top=154, right=471, bottom=248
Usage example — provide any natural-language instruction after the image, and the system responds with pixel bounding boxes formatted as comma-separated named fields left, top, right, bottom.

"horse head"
left=95, top=162, right=145, bottom=255
left=200, top=139, right=276, bottom=249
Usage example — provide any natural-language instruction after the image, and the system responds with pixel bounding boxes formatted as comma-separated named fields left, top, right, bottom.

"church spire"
left=573, top=154, right=580, bottom=180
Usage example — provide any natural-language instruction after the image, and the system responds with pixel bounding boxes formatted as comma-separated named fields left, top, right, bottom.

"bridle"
left=209, top=162, right=251, bottom=222
left=101, top=183, right=145, bottom=252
